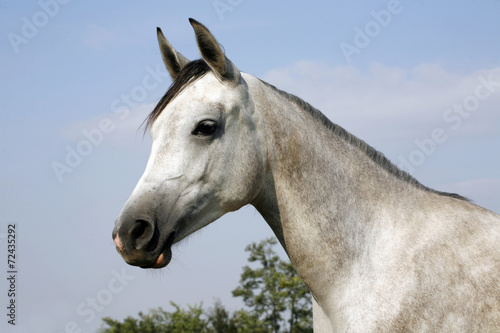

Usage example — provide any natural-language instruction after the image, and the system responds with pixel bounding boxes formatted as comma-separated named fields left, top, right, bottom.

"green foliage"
left=100, top=238, right=312, bottom=333
left=100, top=303, right=205, bottom=333
left=232, top=238, right=312, bottom=333
left=165, top=302, right=207, bottom=332
left=205, top=300, right=238, bottom=333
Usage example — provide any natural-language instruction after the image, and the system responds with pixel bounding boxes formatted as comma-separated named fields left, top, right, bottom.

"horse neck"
left=248, top=76, right=423, bottom=301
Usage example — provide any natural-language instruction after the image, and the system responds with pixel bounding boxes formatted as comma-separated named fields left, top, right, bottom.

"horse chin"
left=150, top=248, right=172, bottom=269
left=141, top=230, right=176, bottom=269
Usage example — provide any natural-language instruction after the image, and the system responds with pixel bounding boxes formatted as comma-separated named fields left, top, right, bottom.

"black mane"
left=259, top=80, right=469, bottom=202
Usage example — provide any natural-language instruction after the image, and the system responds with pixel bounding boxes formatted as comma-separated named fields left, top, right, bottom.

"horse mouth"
left=142, top=230, right=176, bottom=269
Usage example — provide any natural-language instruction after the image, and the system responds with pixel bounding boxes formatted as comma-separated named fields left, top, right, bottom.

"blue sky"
left=1, top=1, right=499, bottom=332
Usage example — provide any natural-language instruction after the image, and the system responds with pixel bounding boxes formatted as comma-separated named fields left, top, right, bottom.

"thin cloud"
left=61, top=62, right=500, bottom=160
left=60, top=103, right=154, bottom=150
left=261, top=62, right=500, bottom=142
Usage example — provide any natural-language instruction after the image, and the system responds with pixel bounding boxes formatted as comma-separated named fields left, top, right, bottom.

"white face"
left=113, top=72, right=266, bottom=268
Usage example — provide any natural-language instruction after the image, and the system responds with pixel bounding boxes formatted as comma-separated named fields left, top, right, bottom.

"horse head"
left=112, top=19, right=267, bottom=268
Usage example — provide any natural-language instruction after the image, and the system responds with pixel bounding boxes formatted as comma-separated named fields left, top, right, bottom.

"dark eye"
left=193, top=120, right=218, bottom=136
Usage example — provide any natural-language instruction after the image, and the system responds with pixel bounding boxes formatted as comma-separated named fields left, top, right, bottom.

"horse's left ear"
left=189, top=18, right=240, bottom=83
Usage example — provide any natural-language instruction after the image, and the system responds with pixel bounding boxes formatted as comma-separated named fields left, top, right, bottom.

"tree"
left=278, top=261, right=313, bottom=332
left=164, top=302, right=207, bottom=332
left=232, top=238, right=312, bottom=333
left=100, top=302, right=206, bottom=333
left=205, top=300, right=238, bottom=333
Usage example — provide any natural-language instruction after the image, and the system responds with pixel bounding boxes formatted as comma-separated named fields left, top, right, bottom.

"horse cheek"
left=215, top=142, right=262, bottom=212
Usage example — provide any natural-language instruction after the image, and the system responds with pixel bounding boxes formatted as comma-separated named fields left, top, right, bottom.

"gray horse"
left=113, top=19, right=500, bottom=332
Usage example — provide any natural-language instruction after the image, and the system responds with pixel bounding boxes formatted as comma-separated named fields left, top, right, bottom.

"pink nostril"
left=114, top=234, right=124, bottom=251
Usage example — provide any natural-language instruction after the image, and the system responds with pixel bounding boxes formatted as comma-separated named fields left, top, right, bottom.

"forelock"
left=143, top=59, right=211, bottom=131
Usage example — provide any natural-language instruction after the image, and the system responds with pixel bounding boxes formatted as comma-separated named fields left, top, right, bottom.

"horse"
left=112, top=19, right=500, bottom=332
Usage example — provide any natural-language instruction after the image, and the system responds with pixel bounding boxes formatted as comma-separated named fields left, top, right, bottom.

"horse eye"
left=193, top=120, right=218, bottom=136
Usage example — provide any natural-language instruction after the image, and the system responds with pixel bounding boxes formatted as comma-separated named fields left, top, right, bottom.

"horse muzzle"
left=112, top=215, right=176, bottom=269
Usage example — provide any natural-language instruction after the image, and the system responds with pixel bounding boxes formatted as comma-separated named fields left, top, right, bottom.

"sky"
left=1, top=1, right=499, bottom=332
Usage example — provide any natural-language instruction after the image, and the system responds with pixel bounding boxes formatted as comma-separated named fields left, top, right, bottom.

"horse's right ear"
left=157, top=27, right=190, bottom=81
left=189, top=18, right=240, bottom=84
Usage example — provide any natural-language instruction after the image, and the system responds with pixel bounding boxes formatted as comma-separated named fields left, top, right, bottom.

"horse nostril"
left=129, top=219, right=155, bottom=250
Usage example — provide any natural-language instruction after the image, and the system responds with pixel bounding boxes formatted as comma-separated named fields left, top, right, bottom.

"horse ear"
left=189, top=18, right=240, bottom=83
left=157, top=27, right=190, bottom=81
